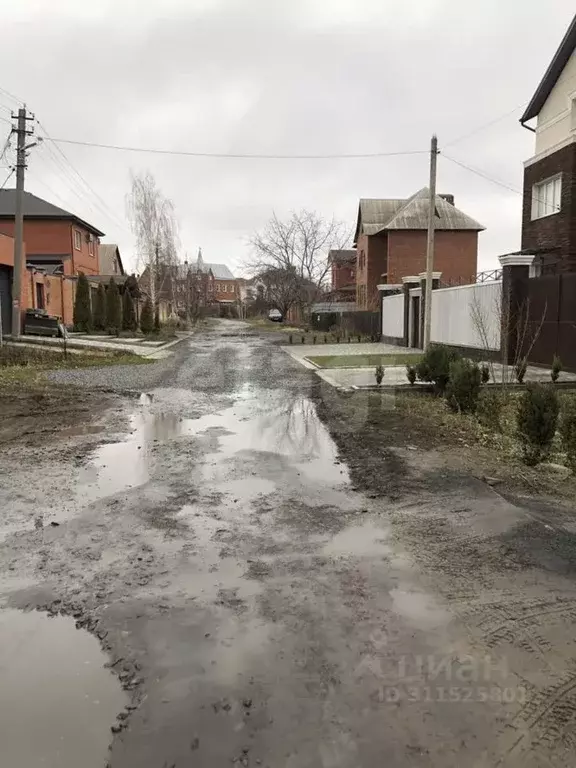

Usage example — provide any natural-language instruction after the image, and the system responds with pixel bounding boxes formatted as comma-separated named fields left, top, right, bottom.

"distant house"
left=520, top=12, right=576, bottom=274
left=98, top=244, right=124, bottom=276
left=353, top=189, right=484, bottom=309
left=0, top=190, right=105, bottom=332
left=328, top=250, right=356, bottom=302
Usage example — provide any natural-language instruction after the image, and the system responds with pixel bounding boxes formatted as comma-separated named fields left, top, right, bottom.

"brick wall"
left=0, top=220, right=100, bottom=275
left=522, top=142, right=576, bottom=272
left=387, top=230, right=478, bottom=285
left=0, top=233, right=14, bottom=266
left=213, top=278, right=238, bottom=302
left=331, top=261, right=355, bottom=290
left=356, top=232, right=388, bottom=309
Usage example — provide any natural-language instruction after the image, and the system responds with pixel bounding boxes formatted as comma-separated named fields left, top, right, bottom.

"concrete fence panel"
left=431, top=280, right=501, bottom=351
left=381, top=293, right=404, bottom=339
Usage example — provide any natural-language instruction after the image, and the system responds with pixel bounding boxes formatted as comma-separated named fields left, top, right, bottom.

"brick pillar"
left=498, top=254, right=534, bottom=366
left=401, top=276, right=419, bottom=347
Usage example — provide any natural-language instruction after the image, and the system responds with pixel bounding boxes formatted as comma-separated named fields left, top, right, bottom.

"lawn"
left=306, top=353, right=422, bottom=369
left=0, top=345, right=152, bottom=389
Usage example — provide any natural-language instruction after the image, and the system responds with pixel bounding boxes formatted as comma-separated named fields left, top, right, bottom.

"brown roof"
left=329, top=249, right=356, bottom=265
left=354, top=188, right=484, bottom=244
left=98, top=244, right=125, bottom=275
left=521, top=13, right=576, bottom=124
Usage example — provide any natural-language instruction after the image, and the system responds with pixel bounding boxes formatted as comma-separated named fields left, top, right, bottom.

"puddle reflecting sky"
left=0, top=609, right=126, bottom=768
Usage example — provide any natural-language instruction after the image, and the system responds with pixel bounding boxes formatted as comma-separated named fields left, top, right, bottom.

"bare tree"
left=248, top=210, right=349, bottom=317
left=126, top=171, right=180, bottom=323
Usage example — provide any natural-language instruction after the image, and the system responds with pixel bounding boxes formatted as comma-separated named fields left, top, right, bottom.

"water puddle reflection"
left=0, top=609, right=126, bottom=768
left=324, top=522, right=391, bottom=557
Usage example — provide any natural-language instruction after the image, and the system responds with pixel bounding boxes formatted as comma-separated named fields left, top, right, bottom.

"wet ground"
left=2, top=320, right=576, bottom=766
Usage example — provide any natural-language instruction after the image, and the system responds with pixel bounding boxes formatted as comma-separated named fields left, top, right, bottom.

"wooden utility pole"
left=423, top=134, right=439, bottom=349
left=11, top=106, right=35, bottom=338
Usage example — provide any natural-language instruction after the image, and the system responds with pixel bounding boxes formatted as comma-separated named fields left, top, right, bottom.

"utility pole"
left=11, top=106, right=35, bottom=338
left=423, top=134, right=439, bottom=349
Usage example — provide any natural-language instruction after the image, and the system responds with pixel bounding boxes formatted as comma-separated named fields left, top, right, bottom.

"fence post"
left=498, top=254, right=534, bottom=366
left=401, top=276, right=419, bottom=347
left=418, top=271, right=442, bottom=348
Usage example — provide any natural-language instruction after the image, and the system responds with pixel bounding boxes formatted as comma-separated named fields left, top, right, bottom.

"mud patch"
left=0, top=608, right=126, bottom=768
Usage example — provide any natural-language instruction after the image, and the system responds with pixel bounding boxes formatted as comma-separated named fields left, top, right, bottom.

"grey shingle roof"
left=521, top=13, right=576, bottom=124
left=0, top=190, right=105, bottom=236
left=203, top=262, right=235, bottom=280
left=329, top=249, right=356, bottom=264
left=354, top=188, right=484, bottom=242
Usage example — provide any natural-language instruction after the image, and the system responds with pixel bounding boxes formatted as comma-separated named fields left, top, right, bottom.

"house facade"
left=0, top=190, right=105, bottom=331
left=353, top=190, right=484, bottom=309
left=520, top=13, right=576, bottom=274
left=98, top=244, right=124, bottom=276
left=328, top=250, right=356, bottom=302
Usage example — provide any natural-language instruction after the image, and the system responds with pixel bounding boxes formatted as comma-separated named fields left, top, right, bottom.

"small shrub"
left=324, top=335, right=328, bottom=344
left=348, top=336, right=351, bottom=343
left=357, top=335, right=361, bottom=343
left=476, top=389, right=505, bottom=432
left=335, top=334, right=341, bottom=344
left=481, top=363, right=491, bottom=385
left=516, top=383, right=560, bottom=466
left=515, top=359, right=528, bottom=384
left=312, top=335, right=317, bottom=344
left=122, top=290, right=137, bottom=332
left=288, top=334, right=293, bottom=344
left=560, top=397, right=576, bottom=473
left=406, top=364, right=417, bottom=386
left=551, top=355, right=563, bottom=383
left=375, top=365, right=384, bottom=385
left=416, top=344, right=461, bottom=395
left=445, top=358, right=482, bottom=413
left=301, top=335, right=305, bottom=344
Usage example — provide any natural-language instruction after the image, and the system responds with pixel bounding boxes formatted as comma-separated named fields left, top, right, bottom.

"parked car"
left=268, top=309, right=283, bottom=323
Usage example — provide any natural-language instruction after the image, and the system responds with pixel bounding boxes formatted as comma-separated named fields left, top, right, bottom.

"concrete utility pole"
left=11, top=106, right=35, bottom=338
left=423, top=134, right=439, bottom=349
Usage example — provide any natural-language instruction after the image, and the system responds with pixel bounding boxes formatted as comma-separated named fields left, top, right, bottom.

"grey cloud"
left=0, top=0, right=574, bottom=272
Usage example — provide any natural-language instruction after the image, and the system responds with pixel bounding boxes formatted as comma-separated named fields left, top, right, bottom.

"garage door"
left=0, top=266, right=12, bottom=335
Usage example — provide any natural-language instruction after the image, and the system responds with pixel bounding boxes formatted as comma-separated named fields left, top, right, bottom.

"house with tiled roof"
left=353, top=188, right=484, bottom=309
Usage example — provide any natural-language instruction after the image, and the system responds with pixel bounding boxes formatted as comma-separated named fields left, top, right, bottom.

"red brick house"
left=328, top=250, right=356, bottom=302
left=520, top=13, right=576, bottom=274
left=0, top=190, right=105, bottom=332
left=353, top=189, right=484, bottom=309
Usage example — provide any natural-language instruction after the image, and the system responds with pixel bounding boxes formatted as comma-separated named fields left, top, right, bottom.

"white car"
left=268, top=309, right=283, bottom=322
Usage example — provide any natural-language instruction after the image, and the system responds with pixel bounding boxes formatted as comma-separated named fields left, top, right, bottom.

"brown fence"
left=521, top=273, right=576, bottom=371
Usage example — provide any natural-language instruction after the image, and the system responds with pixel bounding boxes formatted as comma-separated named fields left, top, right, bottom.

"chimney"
left=439, top=193, right=454, bottom=206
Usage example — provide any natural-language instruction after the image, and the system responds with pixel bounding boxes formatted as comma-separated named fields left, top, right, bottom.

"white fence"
left=430, top=280, right=501, bottom=351
left=381, top=293, right=404, bottom=339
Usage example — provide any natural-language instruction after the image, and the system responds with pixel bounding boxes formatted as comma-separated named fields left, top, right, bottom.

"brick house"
left=0, top=190, right=105, bottom=332
left=353, top=189, right=484, bottom=309
left=520, top=13, right=576, bottom=274
left=328, top=250, right=356, bottom=301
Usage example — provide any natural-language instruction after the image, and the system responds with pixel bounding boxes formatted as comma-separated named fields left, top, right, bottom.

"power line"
left=444, top=101, right=529, bottom=148
left=442, top=153, right=560, bottom=214
left=0, top=84, right=23, bottom=107
left=0, top=168, right=14, bottom=190
left=49, top=136, right=429, bottom=160
left=442, top=153, right=522, bottom=195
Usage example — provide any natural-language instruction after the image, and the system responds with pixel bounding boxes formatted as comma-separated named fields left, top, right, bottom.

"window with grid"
left=532, top=175, right=562, bottom=220
left=74, top=230, right=82, bottom=250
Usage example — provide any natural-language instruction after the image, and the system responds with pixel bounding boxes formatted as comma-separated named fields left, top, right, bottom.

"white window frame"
left=73, top=230, right=82, bottom=250
left=88, top=236, right=94, bottom=255
left=531, top=174, right=562, bottom=220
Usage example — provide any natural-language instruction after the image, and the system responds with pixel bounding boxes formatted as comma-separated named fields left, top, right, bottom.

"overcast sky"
left=0, top=0, right=574, bottom=274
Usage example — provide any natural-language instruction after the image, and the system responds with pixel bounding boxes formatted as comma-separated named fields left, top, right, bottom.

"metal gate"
left=521, top=273, right=576, bottom=371
left=0, top=266, right=12, bottom=336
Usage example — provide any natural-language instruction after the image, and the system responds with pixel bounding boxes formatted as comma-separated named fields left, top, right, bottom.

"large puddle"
left=0, top=609, right=126, bottom=768
left=79, top=386, right=349, bottom=504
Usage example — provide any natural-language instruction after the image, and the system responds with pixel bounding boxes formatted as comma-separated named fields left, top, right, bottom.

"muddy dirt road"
left=2, top=320, right=576, bottom=767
